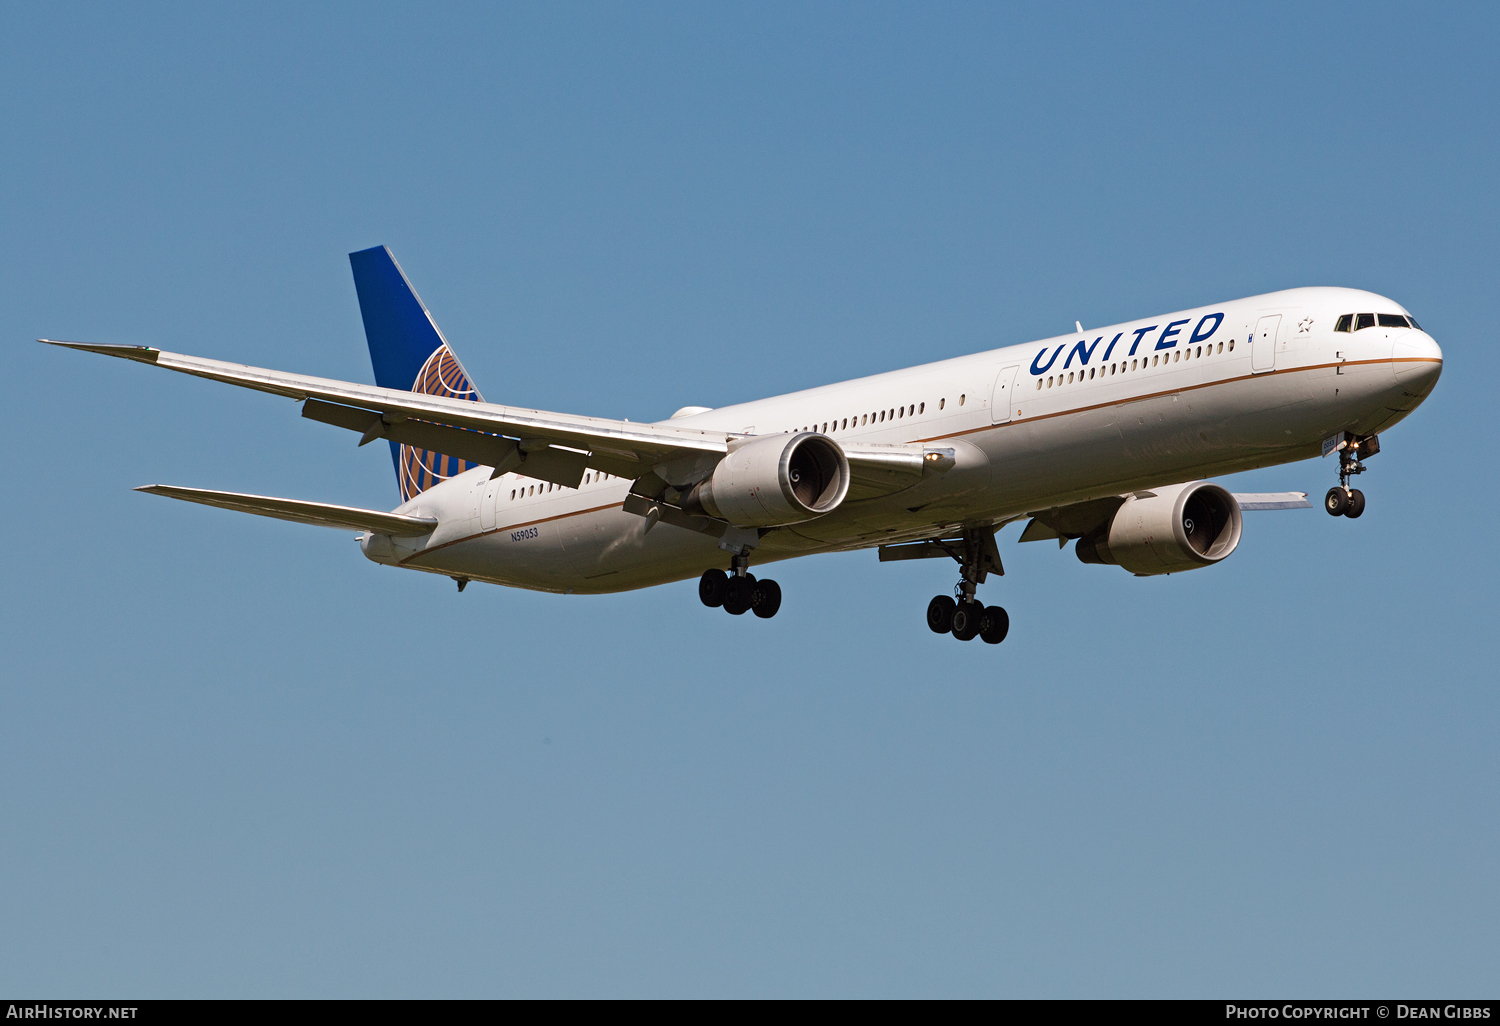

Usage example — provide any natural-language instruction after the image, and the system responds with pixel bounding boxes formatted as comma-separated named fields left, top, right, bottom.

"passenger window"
left=918, top=403, right=924, bottom=413
left=1228, top=340, right=1234, bottom=351
left=1379, top=314, right=1409, bottom=328
left=1355, top=313, right=1376, bottom=330
left=510, top=489, right=515, bottom=500
left=939, top=398, right=946, bottom=409
left=1335, top=314, right=1353, bottom=332
left=959, top=394, right=966, bottom=405
left=1217, top=342, right=1223, bottom=354
left=1036, top=379, right=1043, bottom=390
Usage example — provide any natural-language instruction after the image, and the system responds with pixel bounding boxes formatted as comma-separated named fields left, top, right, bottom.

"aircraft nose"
left=1391, top=330, right=1443, bottom=404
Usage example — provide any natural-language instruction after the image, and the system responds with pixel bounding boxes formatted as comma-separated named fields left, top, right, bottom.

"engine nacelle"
left=684, top=432, right=850, bottom=527
left=1075, top=481, right=1243, bottom=576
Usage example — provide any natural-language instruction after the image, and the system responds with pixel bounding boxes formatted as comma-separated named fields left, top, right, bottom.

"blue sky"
left=2, top=1, right=1496, bottom=997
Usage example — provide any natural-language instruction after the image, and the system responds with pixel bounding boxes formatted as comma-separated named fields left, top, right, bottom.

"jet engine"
left=1075, top=481, right=1243, bottom=576
left=683, top=432, right=850, bottom=527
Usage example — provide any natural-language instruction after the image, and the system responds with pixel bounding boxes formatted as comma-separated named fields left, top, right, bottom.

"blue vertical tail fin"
left=349, top=246, right=485, bottom=502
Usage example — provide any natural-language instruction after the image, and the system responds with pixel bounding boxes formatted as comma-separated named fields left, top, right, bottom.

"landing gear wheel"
left=927, top=595, right=956, bottom=634
left=698, top=568, right=728, bottom=607
left=979, top=605, right=1010, bottom=645
left=1344, top=489, right=1366, bottom=519
left=723, top=574, right=755, bottom=615
left=1324, top=487, right=1350, bottom=517
left=951, top=600, right=983, bottom=641
left=751, top=579, right=782, bottom=618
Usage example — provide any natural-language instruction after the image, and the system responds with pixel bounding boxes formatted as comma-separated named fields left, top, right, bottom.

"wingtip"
left=40, top=339, right=160, bottom=362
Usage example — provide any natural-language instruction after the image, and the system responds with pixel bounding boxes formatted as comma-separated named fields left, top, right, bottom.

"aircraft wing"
left=45, top=340, right=947, bottom=497
left=43, top=341, right=729, bottom=481
left=838, top=442, right=956, bottom=500
left=137, top=484, right=438, bottom=535
left=1230, top=492, right=1311, bottom=510
left=1018, top=490, right=1312, bottom=545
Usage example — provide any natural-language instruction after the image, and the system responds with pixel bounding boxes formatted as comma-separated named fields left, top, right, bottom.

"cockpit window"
left=1346, top=312, right=1419, bottom=331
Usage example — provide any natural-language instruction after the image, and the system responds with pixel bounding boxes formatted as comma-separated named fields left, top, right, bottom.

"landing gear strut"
left=1325, top=433, right=1378, bottom=520
left=699, top=552, right=782, bottom=619
left=923, top=527, right=1009, bottom=645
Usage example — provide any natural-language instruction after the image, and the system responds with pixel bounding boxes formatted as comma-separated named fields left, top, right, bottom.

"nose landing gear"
left=1325, top=433, right=1378, bottom=519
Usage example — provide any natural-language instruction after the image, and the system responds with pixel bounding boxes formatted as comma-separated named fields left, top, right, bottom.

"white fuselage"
left=360, top=286, right=1442, bottom=592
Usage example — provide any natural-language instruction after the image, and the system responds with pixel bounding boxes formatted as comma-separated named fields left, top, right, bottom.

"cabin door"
left=1251, top=314, right=1281, bottom=373
left=481, top=478, right=498, bottom=531
left=990, top=364, right=1020, bottom=424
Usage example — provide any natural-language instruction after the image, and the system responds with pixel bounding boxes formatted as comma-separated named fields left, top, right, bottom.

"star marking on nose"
left=1298, top=317, right=1314, bottom=333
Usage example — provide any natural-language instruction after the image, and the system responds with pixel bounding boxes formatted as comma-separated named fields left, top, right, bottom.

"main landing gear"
left=699, top=550, right=782, bottom=619
left=925, top=528, right=1009, bottom=645
left=1325, top=433, right=1379, bottom=520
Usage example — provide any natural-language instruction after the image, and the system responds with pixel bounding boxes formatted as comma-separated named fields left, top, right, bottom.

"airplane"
left=42, top=246, right=1443, bottom=644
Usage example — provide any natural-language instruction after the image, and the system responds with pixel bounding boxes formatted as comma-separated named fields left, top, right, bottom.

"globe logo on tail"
left=399, top=345, right=482, bottom=502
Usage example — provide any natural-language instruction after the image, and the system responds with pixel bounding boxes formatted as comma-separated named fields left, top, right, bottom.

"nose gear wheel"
left=1325, top=433, right=1378, bottom=519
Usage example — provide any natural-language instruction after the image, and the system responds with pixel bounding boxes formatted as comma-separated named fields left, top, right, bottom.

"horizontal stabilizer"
left=1231, top=492, right=1311, bottom=511
left=135, top=485, right=438, bottom=536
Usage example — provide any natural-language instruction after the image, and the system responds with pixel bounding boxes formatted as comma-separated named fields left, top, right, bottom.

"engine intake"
left=1075, top=481, right=1243, bottom=576
left=684, top=432, right=850, bottom=527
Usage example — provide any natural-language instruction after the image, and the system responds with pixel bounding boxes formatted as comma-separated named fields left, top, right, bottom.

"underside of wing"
left=136, top=484, right=438, bottom=535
